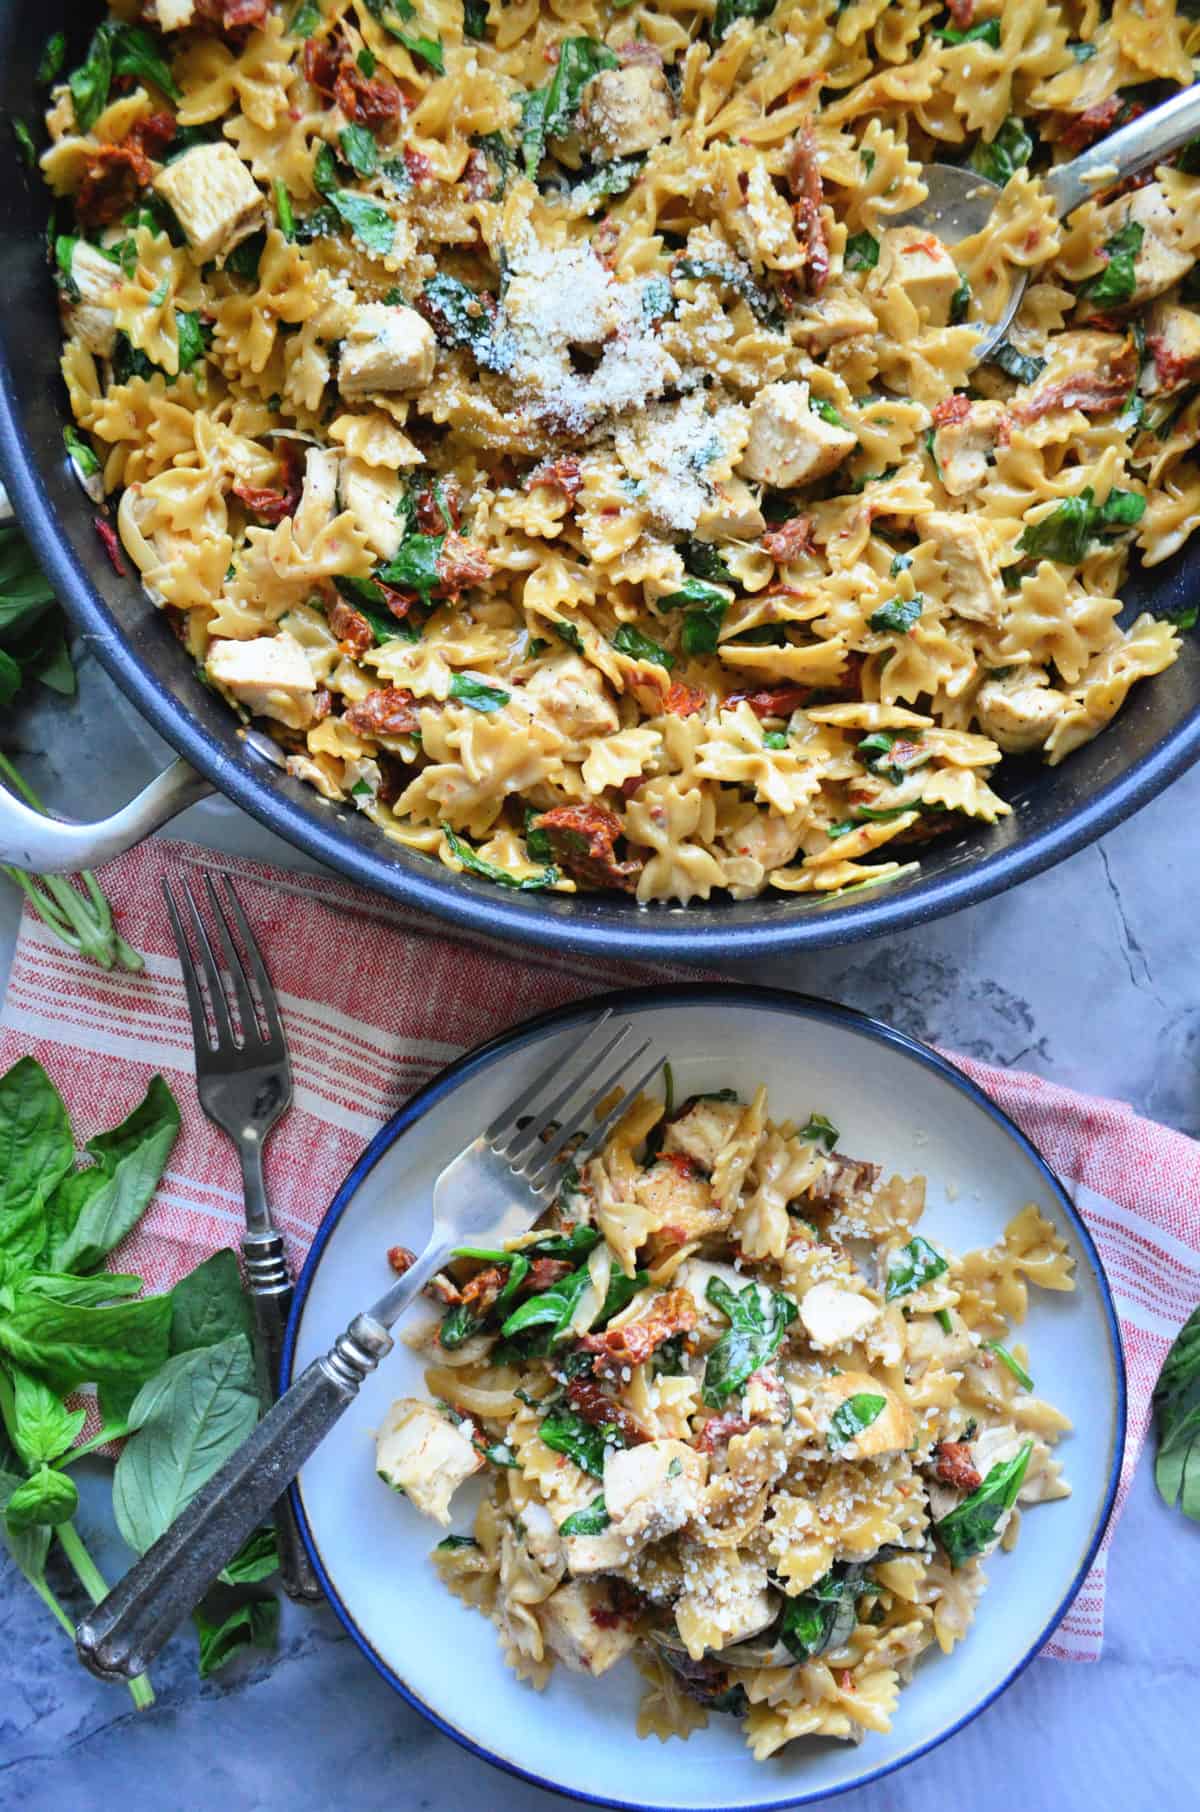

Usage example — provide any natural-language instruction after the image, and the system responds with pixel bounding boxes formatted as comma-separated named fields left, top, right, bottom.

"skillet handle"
left=0, top=756, right=213, bottom=872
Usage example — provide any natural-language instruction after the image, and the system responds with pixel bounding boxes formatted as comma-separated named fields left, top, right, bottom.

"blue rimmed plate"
left=282, top=984, right=1124, bottom=1810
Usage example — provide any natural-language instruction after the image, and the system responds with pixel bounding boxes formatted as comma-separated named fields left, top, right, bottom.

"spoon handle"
left=1045, top=81, right=1200, bottom=221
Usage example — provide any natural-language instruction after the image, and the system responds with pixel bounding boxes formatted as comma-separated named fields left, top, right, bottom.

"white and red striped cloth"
left=1, top=836, right=1196, bottom=1662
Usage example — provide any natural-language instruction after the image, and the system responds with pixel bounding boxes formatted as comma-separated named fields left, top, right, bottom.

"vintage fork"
left=76, top=1007, right=663, bottom=1683
left=161, top=873, right=322, bottom=1604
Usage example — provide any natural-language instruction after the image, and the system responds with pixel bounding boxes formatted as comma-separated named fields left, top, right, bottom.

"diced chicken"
left=904, top=1307, right=975, bottom=1372
left=793, top=287, right=878, bottom=352
left=292, top=445, right=339, bottom=547
left=634, top=1160, right=725, bottom=1245
left=68, top=242, right=123, bottom=357
left=738, top=381, right=856, bottom=489
left=694, top=477, right=766, bottom=542
left=340, top=456, right=406, bottom=561
left=339, top=303, right=437, bottom=398
left=578, top=66, right=674, bottom=163
left=975, top=667, right=1067, bottom=753
left=877, top=226, right=962, bottom=324
left=1097, top=183, right=1191, bottom=307
left=374, top=1398, right=482, bottom=1526
left=1143, top=300, right=1200, bottom=394
left=920, top=509, right=1004, bottom=627
left=537, top=1579, right=638, bottom=1675
left=932, top=399, right=1007, bottom=497
left=205, top=630, right=319, bottom=730
left=154, top=0, right=196, bottom=26
left=662, top=1096, right=744, bottom=1171
left=525, top=654, right=620, bottom=746
left=798, top=1281, right=880, bottom=1351
left=153, top=143, right=264, bottom=264
left=565, top=1440, right=706, bottom=1575
left=819, top=1370, right=913, bottom=1457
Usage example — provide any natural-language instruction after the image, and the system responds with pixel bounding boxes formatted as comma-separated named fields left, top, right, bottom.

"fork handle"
left=243, top=1231, right=325, bottom=1604
left=75, top=1313, right=393, bottom=1683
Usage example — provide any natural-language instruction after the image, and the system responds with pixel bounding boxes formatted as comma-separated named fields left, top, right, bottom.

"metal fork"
left=162, top=874, right=322, bottom=1605
left=75, top=1008, right=663, bottom=1683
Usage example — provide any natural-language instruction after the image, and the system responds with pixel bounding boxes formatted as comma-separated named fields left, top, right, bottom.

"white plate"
left=283, top=985, right=1124, bottom=1810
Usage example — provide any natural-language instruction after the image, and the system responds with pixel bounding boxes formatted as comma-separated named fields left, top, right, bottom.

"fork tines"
left=487, top=1009, right=665, bottom=1200
left=163, top=873, right=286, bottom=1064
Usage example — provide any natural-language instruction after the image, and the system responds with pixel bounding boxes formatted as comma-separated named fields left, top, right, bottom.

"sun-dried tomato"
left=789, top=127, right=829, bottom=294
left=525, top=456, right=583, bottom=500
left=565, top=1378, right=650, bottom=1445
left=94, top=516, right=127, bottom=576
left=303, top=35, right=342, bottom=95
left=946, top=0, right=974, bottom=24
left=662, top=680, right=707, bottom=717
left=75, top=136, right=156, bottom=227
left=387, top=1244, right=417, bottom=1276
left=461, top=1265, right=506, bottom=1313
left=436, top=533, right=492, bottom=595
left=1013, top=341, right=1137, bottom=422
left=405, top=146, right=434, bottom=185
left=934, top=1440, right=983, bottom=1493
left=522, top=1257, right=575, bottom=1293
left=722, top=683, right=810, bottom=719
left=760, top=515, right=814, bottom=562
left=534, top=803, right=643, bottom=892
left=416, top=481, right=461, bottom=534
left=329, top=598, right=374, bottom=657
left=312, top=687, right=332, bottom=723
left=694, top=1411, right=751, bottom=1454
left=1147, top=333, right=1200, bottom=390
left=196, top=0, right=271, bottom=34
left=343, top=687, right=421, bottom=737
left=579, top=1288, right=698, bottom=1368
left=1058, top=95, right=1124, bottom=155
left=931, top=393, right=972, bottom=427
left=233, top=442, right=305, bottom=524
left=616, top=40, right=664, bottom=66
left=335, top=63, right=404, bottom=126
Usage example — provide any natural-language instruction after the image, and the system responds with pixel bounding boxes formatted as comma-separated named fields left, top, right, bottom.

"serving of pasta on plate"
left=35, top=0, right=1199, bottom=904
left=375, top=1077, right=1075, bottom=1760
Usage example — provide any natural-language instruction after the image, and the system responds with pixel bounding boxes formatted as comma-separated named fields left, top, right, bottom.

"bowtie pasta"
left=377, top=1080, right=1074, bottom=1757
left=38, top=0, right=1197, bottom=903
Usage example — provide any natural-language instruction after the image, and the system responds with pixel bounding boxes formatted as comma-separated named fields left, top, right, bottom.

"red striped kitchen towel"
left=1, top=836, right=1195, bottom=1663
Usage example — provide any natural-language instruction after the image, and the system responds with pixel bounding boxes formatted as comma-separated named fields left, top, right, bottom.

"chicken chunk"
left=525, top=654, right=620, bottom=746
left=798, top=1281, right=880, bottom=1351
left=904, top=1306, right=976, bottom=1372
left=374, top=1398, right=482, bottom=1526
left=819, top=1370, right=912, bottom=1457
left=878, top=226, right=962, bottom=324
left=205, top=630, right=318, bottom=730
left=339, top=303, right=437, bottom=398
left=340, top=456, right=406, bottom=561
left=793, top=287, right=878, bottom=353
left=932, top=399, right=1007, bottom=497
left=153, top=143, right=263, bottom=264
left=738, top=381, right=857, bottom=489
left=694, top=477, right=766, bottom=542
left=662, top=1095, right=744, bottom=1171
left=1144, top=300, right=1200, bottom=393
left=1096, top=183, right=1191, bottom=307
left=920, top=509, right=1004, bottom=627
left=537, top=1579, right=638, bottom=1675
left=565, top=1440, right=706, bottom=1575
left=68, top=241, right=124, bottom=358
left=975, top=667, right=1067, bottom=753
left=154, top=0, right=196, bottom=25
left=578, top=66, right=674, bottom=162
left=634, top=1160, right=727, bottom=1245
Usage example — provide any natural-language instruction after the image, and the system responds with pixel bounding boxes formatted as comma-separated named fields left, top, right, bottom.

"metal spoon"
left=893, top=82, right=1200, bottom=361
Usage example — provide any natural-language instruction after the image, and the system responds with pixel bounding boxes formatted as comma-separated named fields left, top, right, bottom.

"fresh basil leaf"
left=989, top=339, right=1046, bottom=386
left=1016, top=488, right=1096, bottom=564
left=17, top=1271, right=143, bottom=1306
left=844, top=232, right=879, bottom=272
left=884, top=1234, right=948, bottom=1301
left=5, top=1464, right=78, bottom=1531
left=449, top=673, right=510, bottom=712
left=702, top=1277, right=796, bottom=1408
left=969, top=116, right=1031, bottom=186
left=219, top=1525, right=281, bottom=1586
left=441, top=826, right=559, bottom=891
left=713, top=0, right=775, bottom=41
left=113, top=1333, right=259, bottom=1553
left=0, top=528, right=56, bottom=638
left=0, top=1059, right=73, bottom=1270
left=110, top=23, right=181, bottom=101
left=1079, top=222, right=1143, bottom=308
left=339, top=125, right=378, bottom=178
left=0, top=1458, right=56, bottom=1603
left=193, top=1594, right=279, bottom=1677
left=1153, top=1304, right=1200, bottom=1522
left=2, top=1364, right=85, bottom=1468
left=63, top=423, right=101, bottom=479
left=47, top=1076, right=180, bottom=1275
left=612, top=623, right=675, bottom=669
left=539, top=1406, right=623, bottom=1477
left=0, top=1291, right=169, bottom=1395
left=934, top=18, right=1001, bottom=44
left=935, top=1441, right=1032, bottom=1565
left=175, top=309, right=209, bottom=374
left=869, top=594, right=923, bottom=635
left=827, top=1391, right=886, bottom=1450
left=170, top=1249, right=254, bottom=1355
left=559, top=1494, right=609, bottom=1535
left=800, top=1113, right=838, bottom=1151
left=985, top=1339, right=1033, bottom=1391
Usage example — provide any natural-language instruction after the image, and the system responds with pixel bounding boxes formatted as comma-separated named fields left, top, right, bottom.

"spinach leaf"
left=463, top=0, right=488, bottom=37
left=572, top=156, right=644, bottom=207
left=47, top=1075, right=179, bottom=1275
left=418, top=273, right=509, bottom=371
left=844, top=231, right=879, bottom=271
left=658, top=577, right=729, bottom=613
left=288, top=0, right=324, bottom=34
left=762, top=729, right=788, bottom=749
left=193, top=1594, right=279, bottom=1677
left=702, top=1276, right=796, bottom=1407
left=670, top=256, right=783, bottom=329
left=713, top=0, right=776, bottom=40
left=827, top=1391, right=886, bottom=1450
left=1098, top=486, right=1146, bottom=528
left=175, top=310, right=210, bottom=374
left=869, top=594, right=923, bottom=635
left=935, top=1441, right=1032, bottom=1565
left=539, top=1406, right=623, bottom=1477
left=520, top=87, right=550, bottom=181
left=377, top=533, right=445, bottom=601
left=436, top=1533, right=478, bottom=1549
left=311, top=143, right=394, bottom=254
left=0, top=1058, right=73, bottom=1269
left=170, top=1249, right=254, bottom=1355
left=442, top=826, right=559, bottom=891
left=1079, top=222, right=1143, bottom=308
left=811, top=397, right=848, bottom=430
left=1015, top=489, right=1096, bottom=564
left=219, top=1525, right=280, bottom=1586
left=438, top=1300, right=484, bottom=1349
left=2, top=1364, right=86, bottom=1468
left=0, top=1291, right=171, bottom=1393
left=68, top=26, right=114, bottom=133
left=544, top=39, right=617, bottom=140
left=949, top=272, right=971, bottom=324
left=884, top=1234, right=948, bottom=1301
left=612, top=624, right=675, bottom=669
left=339, top=125, right=378, bottom=178
left=500, top=1265, right=592, bottom=1341
left=559, top=1494, right=610, bottom=1535
left=332, top=575, right=416, bottom=644
left=658, top=577, right=730, bottom=655
left=225, top=231, right=265, bottom=281
left=934, top=18, right=1001, bottom=45
left=527, top=1224, right=602, bottom=1260
left=779, top=1564, right=864, bottom=1659
left=969, top=117, right=1032, bottom=186
left=449, top=673, right=510, bottom=712
left=113, top=1333, right=259, bottom=1553
left=69, top=20, right=180, bottom=132
left=800, top=1113, right=838, bottom=1150
left=679, top=540, right=734, bottom=585
left=984, top=1339, right=1033, bottom=1391
left=1153, top=1303, right=1200, bottom=1522
left=989, top=340, right=1046, bottom=386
